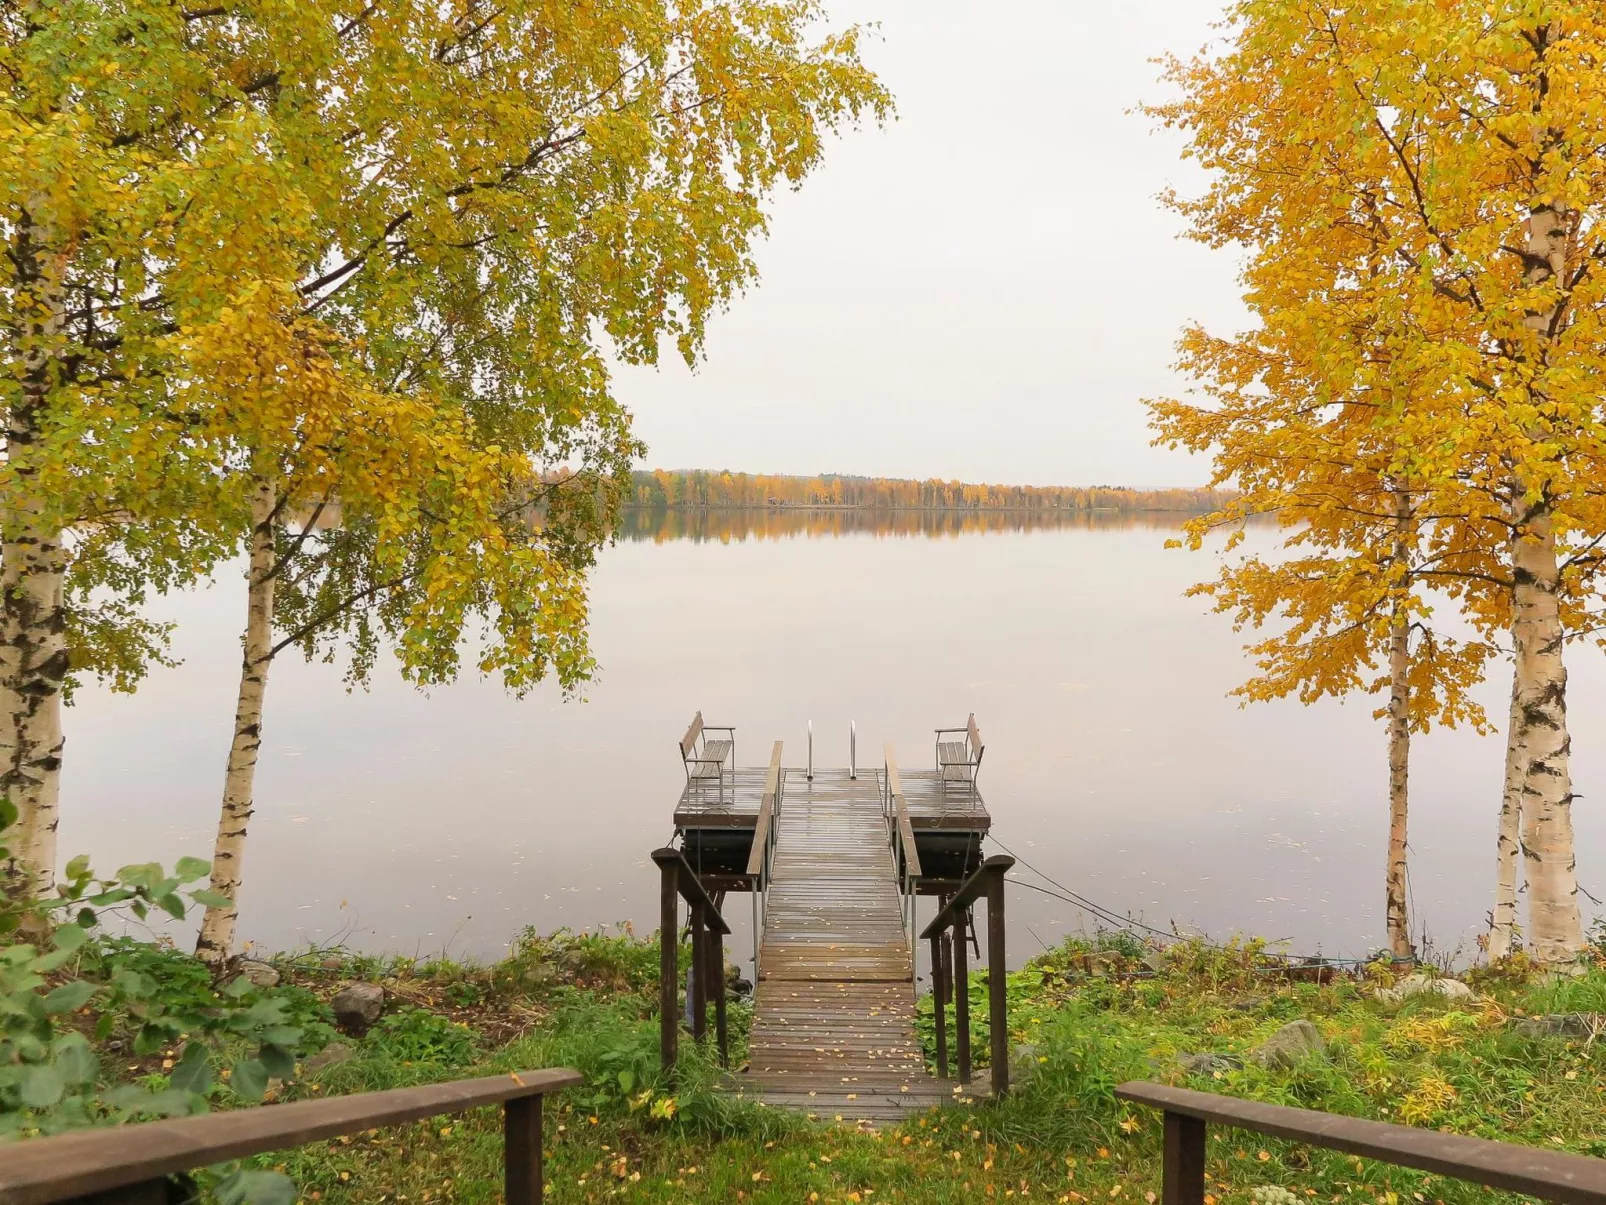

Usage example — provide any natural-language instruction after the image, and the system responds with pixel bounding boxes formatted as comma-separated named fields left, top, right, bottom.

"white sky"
left=613, top=0, right=1247, bottom=489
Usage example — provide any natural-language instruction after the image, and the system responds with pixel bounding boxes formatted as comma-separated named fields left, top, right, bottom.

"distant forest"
left=628, top=470, right=1226, bottom=513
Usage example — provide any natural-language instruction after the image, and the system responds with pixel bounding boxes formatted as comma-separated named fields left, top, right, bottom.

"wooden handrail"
left=920, top=854, right=1014, bottom=939
left=1117, top=1082, right=1606, bottom=1205
left=745, top=740, right=785, bottom=876
left=650, top=847, right=731, bottom=935
left=1, top=1067, right=582, bottom=1205
left=882, top=745, right=921, bottom=878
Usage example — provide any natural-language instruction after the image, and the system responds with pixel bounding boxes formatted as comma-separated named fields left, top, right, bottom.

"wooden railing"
left=881, top=745, right=922, bottom=945
left=652, top=846, right=733, bottom=1075
left=745, top=740, right=785, bottom=977
left=1117, top=1082, right=1606, bottom=1205
left=0, top=1067, right=581, bottom=1205
left=919, top=853, right=1014, bottom=1096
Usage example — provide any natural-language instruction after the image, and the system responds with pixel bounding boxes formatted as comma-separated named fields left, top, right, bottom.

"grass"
left=29, top=924, right=1606, bottom=1205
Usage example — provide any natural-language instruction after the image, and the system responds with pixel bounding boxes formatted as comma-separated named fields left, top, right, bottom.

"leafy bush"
left=366, top=1008, right=479, bottom=1066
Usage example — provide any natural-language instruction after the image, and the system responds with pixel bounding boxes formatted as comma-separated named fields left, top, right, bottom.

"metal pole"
left=807, top=720, right=813, bottom=781
left=850, top=720, right=856, bottom=779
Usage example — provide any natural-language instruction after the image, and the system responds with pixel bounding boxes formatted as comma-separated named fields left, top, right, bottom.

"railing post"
left=954, top=909, right=971, bottom=1084
left=987, top=863, right=1009, bottom=1098
left=1162, top=1111, right=1206, bottom=1205
left=930, top=932, right=948, bottom=1080
left=711, top=923, right=729, bottom=1067
left=659, top=857, right=679, bottom=1075
left=690, top=903, right=707, bottom=1044
left=504, top=1094, right=543, bottom=1205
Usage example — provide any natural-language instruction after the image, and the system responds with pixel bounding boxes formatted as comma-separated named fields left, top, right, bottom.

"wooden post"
left=954, top=910, right=971, bottom=1084
left=1162, top=1111, right=1206, bottom=1205
left=930, top=933, right=948, bottom=1079
left=659, top=858, right=679, bottom=1075
left=987, top=864, right=1008, bottom=1098
left=504, top=1095, right=542, bottom=1205
left=690, top=903, right=707, bottom=1044
left=63, top=1179, right=170, bottom=1205
left=712, top=926, right=729, bottom=1067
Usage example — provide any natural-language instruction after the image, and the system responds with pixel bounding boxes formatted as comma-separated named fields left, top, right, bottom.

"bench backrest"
left=680, top=711, right=704, bottom=759
left=967, top=714, right=983, bottom=758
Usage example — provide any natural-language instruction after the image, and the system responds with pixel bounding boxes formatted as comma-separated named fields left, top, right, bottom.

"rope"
left=987, top=831, right=1375, bottom=967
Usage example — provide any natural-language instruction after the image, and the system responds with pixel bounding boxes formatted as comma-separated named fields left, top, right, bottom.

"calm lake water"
left=62, top=509, right=1606, bottom=968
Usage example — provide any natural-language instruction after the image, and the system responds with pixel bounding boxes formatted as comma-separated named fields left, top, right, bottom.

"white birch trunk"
left=1, top=207, right=69, bottom=906
left=1487, top=677, right=1523, bottom=960
left=1509, top=505, right=1583, bottom=963
left=1384, top=598, right=1413, bottom=962
left=1503, top=196, right=1584, bottom=964
left=196, top=478, right=278, bottom=968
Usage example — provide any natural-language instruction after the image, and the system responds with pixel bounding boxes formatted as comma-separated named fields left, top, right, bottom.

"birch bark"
left=195, top=478, right=278, bottom=968
left=1, top=208, right=69, bottom=905
left=1501, top=196, right=1584, bottom=963
left=1509, top=503, right=1582, bottom=962
left=1384, top=598, right=1413, bottom=962
left=1487, top=678, right=1524, bottom=960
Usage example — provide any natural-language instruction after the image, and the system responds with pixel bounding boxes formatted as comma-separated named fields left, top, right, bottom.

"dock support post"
left=659, top=857, right=679, bottom=1076
left=689, top=903, right=707, bottom=1044
left=930, top=932, right=948, bottom=1080
left=711, top=925, right=728, bottom=1067
left=954, top=909, right=971, bottom=1085
left=987, top=865, right=1009, bottom=1098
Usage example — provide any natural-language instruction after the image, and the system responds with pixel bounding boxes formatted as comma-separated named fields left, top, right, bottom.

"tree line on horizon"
left=629, top=469, right=1227, bottom=513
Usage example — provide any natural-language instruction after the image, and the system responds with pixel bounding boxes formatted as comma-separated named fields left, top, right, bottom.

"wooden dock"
left=660, top=717, right=1000, bottom=1123
left=733, top=768, right=974, bottom=1120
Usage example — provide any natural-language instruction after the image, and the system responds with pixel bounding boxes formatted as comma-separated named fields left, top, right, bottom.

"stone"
left=237, top=959, right=281, bottom=988
left=1142, top=949, right=1169, bottom=974
left=303, top=1042, right=355, bottom=1076
left=331, top=982, right=385, bottom=1035
left=522, top=963, right=559, bottom=987
left=1085, top=950, right=1123, bottom=975
left=320, top=956, right=344, bottom=970
left=1229, top=997, right=1268, bottom=1013
left=1376, top=975, right=1475, bottom=1004
left=1511, top=1013, right=1606, bottom=1040
left=1249, top=1020, right=1326, bottom=1070
left=1177, top=1052, right=1244, bottom=1076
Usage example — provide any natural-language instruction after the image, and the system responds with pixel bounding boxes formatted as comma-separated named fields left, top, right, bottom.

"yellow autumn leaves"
left=1149, top=1, right=1606, bottom=963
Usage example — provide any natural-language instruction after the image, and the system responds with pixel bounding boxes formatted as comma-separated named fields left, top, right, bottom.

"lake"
left=60, top=509, right=1606, bottom=969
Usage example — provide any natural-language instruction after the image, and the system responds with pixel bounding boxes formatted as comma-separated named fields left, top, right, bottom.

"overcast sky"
left=612, top=0, right=1247, bottom=489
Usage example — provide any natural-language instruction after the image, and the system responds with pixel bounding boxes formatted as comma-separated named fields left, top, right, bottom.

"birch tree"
left=1155, top=0, right=1606, bottom=963
left=176, top=0, right=890, bottom=966
left=0, top=0, right=331, bottom=903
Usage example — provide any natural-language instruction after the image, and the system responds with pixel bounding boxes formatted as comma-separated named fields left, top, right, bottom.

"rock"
left=237, top=959, right=281, bottom=988
left=522, top=962, right=558, bottom=987
left=320, top=956, right=344, bottom=971
left=1249, top=1020, right=1326, bottom=1070
left=303, top=1042, right=355, bottom=1076
left=331, top=983, right=385, bottom=1035
left=1376, top=975, right=1475, bottom=1004
left=1142, top=948, right=1169, bottom=973
left=1177, top=1052, right=1244, bottom=1076
left=1512, top=1013, right=1606, bottom=1040
left=1229, top=997, right=1268, bottom=1012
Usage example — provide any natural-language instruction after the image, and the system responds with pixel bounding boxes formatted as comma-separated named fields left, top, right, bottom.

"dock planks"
left=735, top=769, right=975, bottom=1121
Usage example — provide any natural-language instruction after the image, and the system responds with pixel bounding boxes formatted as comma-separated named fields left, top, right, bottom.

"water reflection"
left=617, top=506, right=1199, bottom=542
left=58, top=507, right=1604, bottom=967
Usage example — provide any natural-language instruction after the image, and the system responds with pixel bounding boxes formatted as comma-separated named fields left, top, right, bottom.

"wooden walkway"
left=733, top=769, right=976, bottom=1122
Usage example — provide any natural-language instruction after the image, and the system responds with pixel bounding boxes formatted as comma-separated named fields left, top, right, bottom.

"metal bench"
left=934, top=713, right=984, bottom=796
left=679, top=711, right=735, bottom=799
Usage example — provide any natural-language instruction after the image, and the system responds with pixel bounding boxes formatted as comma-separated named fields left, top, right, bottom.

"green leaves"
left=229, top=1057, right=268, bottom=1102
left=170, top=1042, right=212, bottom=1095
left=41, top=979, right=96, bottom=1015
left=217, top=1170, right=296, bottom=1205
